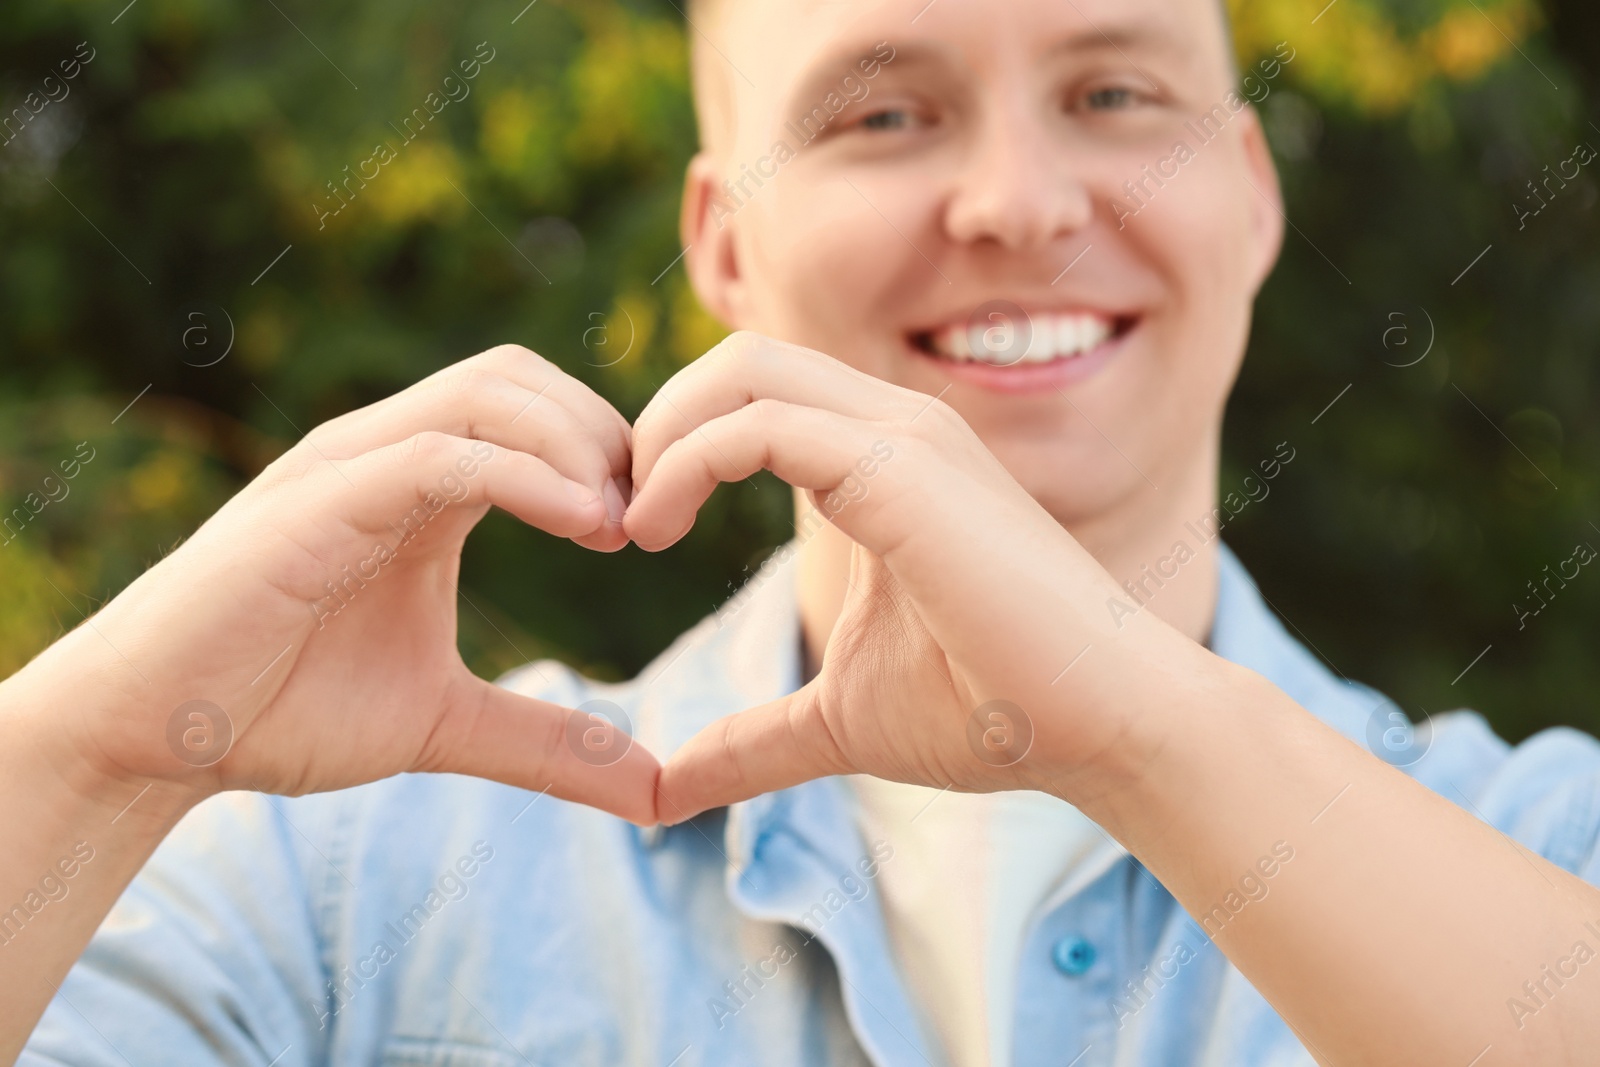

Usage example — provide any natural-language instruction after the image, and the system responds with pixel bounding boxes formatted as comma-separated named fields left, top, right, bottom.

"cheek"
left=1113, top=142, right=1260, bottom=368
left=1173, top=171, right=1257, bottom=395
left=1180, top=153, right=1264, bottom=294
left=1114, top=147, right=1258, bottom=292
left=741, top=169, right=942, bottom=376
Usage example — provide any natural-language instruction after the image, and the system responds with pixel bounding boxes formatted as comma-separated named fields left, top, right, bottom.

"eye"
left=858, top=108, right=912, bottom=131
left=1081, top=86, right=1137, bottom=111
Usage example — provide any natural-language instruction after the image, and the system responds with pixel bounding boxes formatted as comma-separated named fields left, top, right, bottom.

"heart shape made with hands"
left=113, top=332, right=1175, bottom=837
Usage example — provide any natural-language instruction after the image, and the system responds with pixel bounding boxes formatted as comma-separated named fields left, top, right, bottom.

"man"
left=5, top=0, right=1600, bottom=1064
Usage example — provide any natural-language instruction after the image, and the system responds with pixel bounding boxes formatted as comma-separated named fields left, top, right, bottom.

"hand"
left=626, top=333, right=1208, bottom=823
left=32, top=345, right=659, bottom=824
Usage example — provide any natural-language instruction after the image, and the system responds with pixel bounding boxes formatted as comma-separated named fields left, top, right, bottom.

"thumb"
left=655, top=680, right=851, bottom=825
left=426, top=673, right=662, bottom=826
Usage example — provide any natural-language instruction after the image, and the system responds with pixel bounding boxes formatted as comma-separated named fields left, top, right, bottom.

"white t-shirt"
left=847, top=777, right=1112, bottom=1067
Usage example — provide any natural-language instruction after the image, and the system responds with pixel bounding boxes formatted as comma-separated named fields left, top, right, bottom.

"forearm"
left=0, top=648, right=200, bottom=1066
left=1078, top=657, right=1600, bottom=1066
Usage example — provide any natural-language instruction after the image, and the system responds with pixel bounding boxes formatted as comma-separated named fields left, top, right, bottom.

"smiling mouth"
left=908, top=310, right=1135, bottom=366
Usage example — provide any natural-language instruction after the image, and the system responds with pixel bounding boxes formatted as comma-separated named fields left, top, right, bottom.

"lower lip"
left=909, top=329, right=1128, bottom=394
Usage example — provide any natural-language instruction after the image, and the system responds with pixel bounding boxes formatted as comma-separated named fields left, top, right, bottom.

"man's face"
left=684, top=0, right=1284, bottom=524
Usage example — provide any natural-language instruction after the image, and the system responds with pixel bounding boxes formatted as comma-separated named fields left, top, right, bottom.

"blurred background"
left=1, top=0, right=1596, bottom=745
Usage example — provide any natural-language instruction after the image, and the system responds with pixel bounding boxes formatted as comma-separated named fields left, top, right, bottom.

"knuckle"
left=476, top=343, right=545, bottom=372
left=448, top=365, right=494, bottom=396
left=259, top=441, right=322, bottom=489
left=634, top=395, right=677, bottom=443
left=746, top=396, right=784, bottom=422
left=422, top=365, right=482, bottom=406
left=656, top=430, right=695, bottom=467
left=297, top=421, right=338, bottom=457
left=401, top=429, right=453, bottom=466
left=713, top=330, right=764, bottom=370
left=724, top=329, right=761, bottom=355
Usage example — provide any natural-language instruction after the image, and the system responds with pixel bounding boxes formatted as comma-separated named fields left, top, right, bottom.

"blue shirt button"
left=1052, top=935, right=1097, bottom=976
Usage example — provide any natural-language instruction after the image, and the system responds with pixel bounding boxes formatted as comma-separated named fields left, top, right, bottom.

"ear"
left=680, top=152, right=749, bottom=329
left=1236, top=109, right=1285, bottom=295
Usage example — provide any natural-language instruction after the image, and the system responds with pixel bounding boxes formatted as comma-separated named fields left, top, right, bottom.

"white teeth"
left=1079, top=317, right=1111, bottom=352
left=1054, top=317, right=1080, bottom=359
left=928, top=312, right=1115, bottom=365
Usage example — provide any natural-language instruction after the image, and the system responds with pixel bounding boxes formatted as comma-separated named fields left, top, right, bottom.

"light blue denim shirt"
left=25, top=542, right=1600, bottom=1066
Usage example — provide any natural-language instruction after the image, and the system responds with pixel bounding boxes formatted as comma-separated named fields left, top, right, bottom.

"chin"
left=983, top=431, right=1151, bottom=526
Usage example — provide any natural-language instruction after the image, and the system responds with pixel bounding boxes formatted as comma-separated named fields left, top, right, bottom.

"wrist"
left=1034, top=637, right=1251, bottom=847
left=4, top=639, right=214, bottom=835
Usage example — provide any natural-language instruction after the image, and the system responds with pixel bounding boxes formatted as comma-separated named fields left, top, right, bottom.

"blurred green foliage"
left=0, top=0, right=1596, bottom=744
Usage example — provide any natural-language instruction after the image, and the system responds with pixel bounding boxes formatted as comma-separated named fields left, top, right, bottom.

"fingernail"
left=616, top=474, right=635, bottom=505
left=602, top=478, right=626, bottom=524
left=565, top=479, right=599, bottom=507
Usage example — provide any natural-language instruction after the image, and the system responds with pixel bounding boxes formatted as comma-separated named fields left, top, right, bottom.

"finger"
left=430, top=359, right=630, bottom=553
left=623, top=400, right=893, bottom=552
left=425, top=674, right=660, bottom=826
left=655, top=683, right=847, bottom=825
left=570, top=477, right=629, bottom=554
left=313, top=367, right=611, bottom=485
left=305, top=364, right=629, bottom=551
left=472, top=345, right=633, bottom=482
left=328, top=432, right=608, bottom=543
left=632, top=331, right=921, bottom=490
left=316, top=347, right=631, bottom=480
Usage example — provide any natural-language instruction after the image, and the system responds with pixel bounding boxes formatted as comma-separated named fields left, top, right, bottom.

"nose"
left=943, top=100, right=1093, bottom=251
